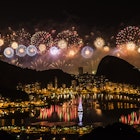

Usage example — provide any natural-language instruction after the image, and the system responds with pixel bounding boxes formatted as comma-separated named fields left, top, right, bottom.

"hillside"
left=0, top=60, right=75, bottom=89
left=96, top=55, right=140, bottom=86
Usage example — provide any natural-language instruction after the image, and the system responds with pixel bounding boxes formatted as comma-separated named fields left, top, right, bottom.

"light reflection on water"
left=0, top=94, right=139, bottom=127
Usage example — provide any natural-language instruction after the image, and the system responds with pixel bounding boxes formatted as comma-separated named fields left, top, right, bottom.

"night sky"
left=0, top=1, right=140, bottom=27
left=1, top=1, right=140, bottom=74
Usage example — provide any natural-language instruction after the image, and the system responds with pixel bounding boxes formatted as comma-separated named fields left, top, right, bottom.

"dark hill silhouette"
left=0, top=130, right=16, bottom=140
left=96, top=55, right=140, bottom=86
left=0, top=60, right=75, bottom=89
left=0, top=87, right=29, bottom=101
left=78, top=122, right=140, bottom=140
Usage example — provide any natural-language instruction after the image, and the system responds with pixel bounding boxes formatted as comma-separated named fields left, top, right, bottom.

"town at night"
left=0, top=2, right=140, bottom=140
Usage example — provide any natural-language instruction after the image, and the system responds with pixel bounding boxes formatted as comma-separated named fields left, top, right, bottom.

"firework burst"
left=14, top=28, right=31, bottom=46
left=31, top=31, right=53, bottom=53
left=55, top=29, right=83, bottom=49
left=49, top=59, right=72, bottom=71
left=2, top=27, right=31, bottom=47
left=116, top=26, right=140, bottom=48
left=29, top=58, right=50, bottom=71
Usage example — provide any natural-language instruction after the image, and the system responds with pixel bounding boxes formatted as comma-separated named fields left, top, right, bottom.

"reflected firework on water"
left=119, top=110, right=140, bottom=125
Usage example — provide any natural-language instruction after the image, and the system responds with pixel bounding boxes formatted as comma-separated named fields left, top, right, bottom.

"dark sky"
left=0, top=1, right=140, bottom=28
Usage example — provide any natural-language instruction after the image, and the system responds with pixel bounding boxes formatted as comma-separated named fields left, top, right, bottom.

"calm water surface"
left=0, top=94, right=139, bottom=128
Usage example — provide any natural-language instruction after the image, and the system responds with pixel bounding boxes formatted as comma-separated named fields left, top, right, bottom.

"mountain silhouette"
left=96, top=55, right=140, bottom=86
left=0, top=60, right=75, bottom=90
